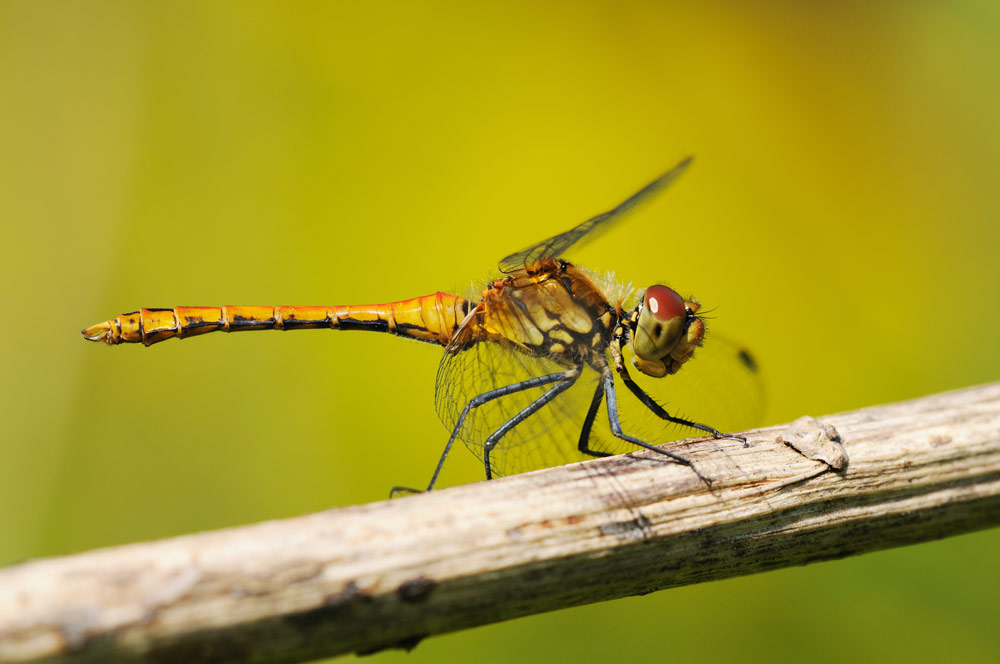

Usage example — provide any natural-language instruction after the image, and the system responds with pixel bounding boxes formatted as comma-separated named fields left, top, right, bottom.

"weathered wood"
left=2, top=382, right=999, bottom=663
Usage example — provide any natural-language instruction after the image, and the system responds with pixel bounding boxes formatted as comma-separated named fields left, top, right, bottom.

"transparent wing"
left=433, top=322, right=764, bottom=479
left=435, top=326, right=625, bottom=478
left=498, top=156, right=693, bottom=274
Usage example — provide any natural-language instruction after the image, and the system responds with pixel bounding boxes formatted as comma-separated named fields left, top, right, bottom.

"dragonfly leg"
left=577, top=382, right=612, bottom=458
left=390, top=368, right=580, bottom=497
left=601, top=371, right=713, bottom=487
left=614, top=361, right=746, bottom=445
left=481, top=367, right=581, bottom=480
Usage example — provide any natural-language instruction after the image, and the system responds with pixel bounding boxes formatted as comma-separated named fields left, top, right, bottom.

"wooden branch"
left=2, top=383, right=1000, bottom=663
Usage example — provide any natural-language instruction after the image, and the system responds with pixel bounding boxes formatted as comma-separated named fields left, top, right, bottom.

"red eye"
left=644, top=285, right=685, bottom=322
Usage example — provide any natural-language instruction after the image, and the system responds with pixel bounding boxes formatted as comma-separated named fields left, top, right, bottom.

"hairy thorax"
left=465, top=258, right=619, bottom=366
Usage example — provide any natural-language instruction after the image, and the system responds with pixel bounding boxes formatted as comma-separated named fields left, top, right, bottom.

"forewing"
left=498, top=157, right=693, bottom=273
left=614, top=331, right=765, bottom=445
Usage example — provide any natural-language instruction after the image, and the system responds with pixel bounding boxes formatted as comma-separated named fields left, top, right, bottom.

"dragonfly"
left=82, top=157, right=761, bottom=494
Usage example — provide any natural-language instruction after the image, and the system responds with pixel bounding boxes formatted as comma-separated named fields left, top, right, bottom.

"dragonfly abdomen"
left=81, top=293, right=470, bottom=347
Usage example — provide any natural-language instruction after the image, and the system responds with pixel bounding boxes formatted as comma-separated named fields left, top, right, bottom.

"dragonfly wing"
left=435, top=330, right=625, bottom=478
left=498, top=156, right=693, bottom=273
left=614, top=331, right=765, bottom=444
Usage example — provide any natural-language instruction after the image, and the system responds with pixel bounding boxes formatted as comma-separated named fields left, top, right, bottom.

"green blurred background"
left=2, top=1, right=999, bottom=661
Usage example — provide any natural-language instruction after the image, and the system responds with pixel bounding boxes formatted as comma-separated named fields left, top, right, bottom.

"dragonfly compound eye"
left=633, top=285, right=687, bottom=362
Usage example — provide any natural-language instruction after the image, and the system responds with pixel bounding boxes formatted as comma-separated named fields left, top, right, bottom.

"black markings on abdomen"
left=337, top=317, right=389, bottom=332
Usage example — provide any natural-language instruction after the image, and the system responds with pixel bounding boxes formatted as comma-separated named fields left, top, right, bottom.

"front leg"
left=609, top=336, right=744, bottom=443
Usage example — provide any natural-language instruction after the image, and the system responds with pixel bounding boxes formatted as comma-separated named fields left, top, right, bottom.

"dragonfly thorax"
left=466, top=259, right=620, bottom=366
left=628, top=285, right=705, bottom=378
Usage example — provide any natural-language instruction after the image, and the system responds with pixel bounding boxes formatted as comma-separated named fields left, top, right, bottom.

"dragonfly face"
left=628, top=285, right=705, bottom=379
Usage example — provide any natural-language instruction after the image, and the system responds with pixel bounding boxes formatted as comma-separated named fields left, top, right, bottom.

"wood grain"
left=2, top=382, right=999, bottom=663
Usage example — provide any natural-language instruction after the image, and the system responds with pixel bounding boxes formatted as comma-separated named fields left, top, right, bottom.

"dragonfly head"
left=630, top=285, right=704, bottom=378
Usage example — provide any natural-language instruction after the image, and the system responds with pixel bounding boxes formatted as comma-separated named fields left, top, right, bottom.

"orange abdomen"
left=81, top=293, right=470, bottom=347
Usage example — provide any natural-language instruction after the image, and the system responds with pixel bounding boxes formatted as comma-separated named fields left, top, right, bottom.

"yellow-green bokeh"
left=2, top=1, right=998, bottom=662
